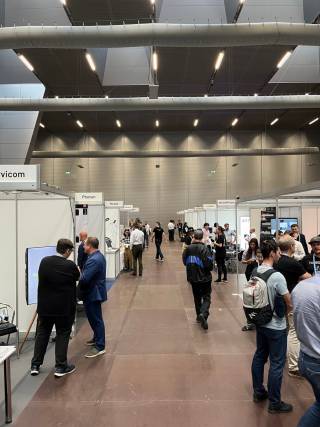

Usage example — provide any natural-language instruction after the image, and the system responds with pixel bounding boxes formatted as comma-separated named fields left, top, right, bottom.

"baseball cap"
left=308, top=236, right=320, bottom=244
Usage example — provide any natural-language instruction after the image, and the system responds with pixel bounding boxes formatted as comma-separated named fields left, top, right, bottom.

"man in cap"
left=300, top=236, right=320, bottom=276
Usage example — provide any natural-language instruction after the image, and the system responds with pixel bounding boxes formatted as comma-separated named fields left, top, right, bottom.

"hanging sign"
left=105, top=201, right=124, bottom=208
left=217, top=199, right=236, bottom=207
left=75, top=193, right=103, bottom=204
left=203, top=204, right=217, bottom=209
left=0, top=164, right=40, bottom=190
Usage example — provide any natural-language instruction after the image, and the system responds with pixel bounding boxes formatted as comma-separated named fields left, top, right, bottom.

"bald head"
left=79, top=231, right=88, bottom=242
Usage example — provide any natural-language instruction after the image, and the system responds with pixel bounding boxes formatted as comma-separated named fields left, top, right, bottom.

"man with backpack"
left=244, top=240, right=293, bottom=414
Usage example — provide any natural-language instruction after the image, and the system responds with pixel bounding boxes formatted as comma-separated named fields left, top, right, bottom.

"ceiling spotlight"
left=18, top=54, right=34, bottom=72
left=309, top=117, right=319, bottom=125
left=204, top=94, right=208, bottom=98
left=60, top=0, right=66, bottom=5
left=152, top=51, right=158, bottom=71
left=215, top=51, right=225, bottom=71
left=277, top=51, right=292, bottom=69
left=239, top=0, right=246, bottom=3
left=155, top=120, right=160, bottom=127
left=254, top=93, right=258, bottom=97
left=65, top=171, right=71, bottom=175
left=305, top=93, right=309, bottom=95
left=231, top=118, right=238, bottom=127
left=85, top=52, right=96, bottom=71
left=116, top=119, right=122, bottom=128
left=76, top=120, right=83, bottom=128
left=193, top=119, right=199, bottom=127
left=105, top=95, right=109, bottom=98
left=55, top=95, right=59, bottom=99
left=39, top=122, right=45, bottom=129
left=270, top=118, right=279, bottom=126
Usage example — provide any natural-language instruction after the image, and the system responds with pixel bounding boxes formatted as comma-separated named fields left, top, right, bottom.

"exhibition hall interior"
left=1, top=0, right=320, bottom=426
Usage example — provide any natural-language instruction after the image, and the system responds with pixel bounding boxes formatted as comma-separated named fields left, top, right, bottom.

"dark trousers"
left=84, top=300, right=105, bottom=351
left=191, top=281, right=212, bottom=319
left=252, top=327, right=287, bottom=405
left=245, top=261, right=258, bottom=281
left=216, top=257, right=227, bottom=280
left=298, top=352, right=320, bottom=427
left=155, top=240, right=164, bottom=259
left=169, top=229, right=175, bottom=241
left=32, top=315, right=74, bottom=369
left=145, top=234, right=149, bottom=248
left=132, top=244, right=143, bottom=275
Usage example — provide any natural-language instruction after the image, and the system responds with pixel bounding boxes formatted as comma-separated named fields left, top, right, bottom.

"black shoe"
left=214, top=279, right=222, bottom=283
left=30, top=365, right=40, bottom=376
left=268, top=401, right=293, bottom=414
left=54, top=364, right=76, bottom=378
left=196, top=315, right=201, bottom=323
left=199, top=313, right=208, bottom=330
left=253, top=390, right=268, bottom=403
left=242, top=324, right=255, bottom=332
left=132, top=272, right=137, bottom=276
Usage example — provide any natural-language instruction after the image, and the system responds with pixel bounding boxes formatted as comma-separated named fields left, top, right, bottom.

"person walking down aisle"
left=152, top=222, right=166, bottom=261
left=31, top=239, right=80, bottom=378
left=251, top=240, right=293, bottom=414
left=177, top=220, right=183, bottom=239
left=130, top=223, right=145, bottom=276
left=77, top=231, right=88, bottom=271
left=213, top=226, right=228, bottom=283
left=122, top=229, right=132, bottom=272
left=292, top=275, right=320, bottom=427
left=183, top=230, right=213, bottom=330
left=78, top=237, right=107, bottom=358
left=168, top=220, right=175, bottom=242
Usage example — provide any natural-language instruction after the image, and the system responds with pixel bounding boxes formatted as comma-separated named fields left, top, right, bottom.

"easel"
left=19, top=311, right=37, bottom=354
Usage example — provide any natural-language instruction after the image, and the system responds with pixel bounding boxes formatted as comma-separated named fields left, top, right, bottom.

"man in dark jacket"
left=31, top=239, right=80, bottom=378
left=77, top=230, right=88, bottom=271
left=183, top=229, right=214, bottom=330
left=291, top=224, right=309, bottom=255
left=78, top=237, right=107, bottom=358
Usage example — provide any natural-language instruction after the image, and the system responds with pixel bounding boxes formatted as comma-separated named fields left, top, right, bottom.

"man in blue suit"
left=78, top=237, right=107, bottom=358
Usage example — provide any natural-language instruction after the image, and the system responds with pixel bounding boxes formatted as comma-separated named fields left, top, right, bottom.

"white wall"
left=105, top=207, right=120, bottom=249
left=302, top=207, right=320, bottom=244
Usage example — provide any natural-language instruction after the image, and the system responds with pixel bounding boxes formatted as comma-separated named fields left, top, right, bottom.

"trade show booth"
left=105, top=201, right=123, bottom=279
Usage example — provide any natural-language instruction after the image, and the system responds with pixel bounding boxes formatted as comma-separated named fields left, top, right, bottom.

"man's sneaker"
left=288, top=370, right=303, bottom=379
left=268, top=401, right=293, bottom=414
left=199, top=313, right=208, bottom=330
left=30, top=365, right=40, bottom=376
left=253, top=390, right=268, bottom=403
left=159, top=258, right=164, bottom=262
left=85, top=347, right=106, bottom=358
left=54, top=364, right=76, bottom=378
left=214, top=279, right=221, bottom=283
left=86, top=338, right=96, bottom=346
left=222, top=279, right=228, bottom=283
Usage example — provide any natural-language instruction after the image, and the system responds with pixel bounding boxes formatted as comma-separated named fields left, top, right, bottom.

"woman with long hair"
left=213, top=226, right=228, bottom=283
left=242, top=238, right=259, bottom=281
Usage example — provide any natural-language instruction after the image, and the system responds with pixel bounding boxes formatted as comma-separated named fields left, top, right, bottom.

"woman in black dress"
left=214, top=226, right=228, bottom=283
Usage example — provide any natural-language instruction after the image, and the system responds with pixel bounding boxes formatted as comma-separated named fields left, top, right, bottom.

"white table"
left=0, top=346, right=15, bottom=424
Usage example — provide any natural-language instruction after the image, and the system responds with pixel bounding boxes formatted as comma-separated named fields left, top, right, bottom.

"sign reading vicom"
left=105, top=201, right=124, bottom=208
left=0, top=165, right=40, bottom=190
left=75, top=193, right=103, bottom=204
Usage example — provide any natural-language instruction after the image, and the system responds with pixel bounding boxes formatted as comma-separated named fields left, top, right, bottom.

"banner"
left=0, top=164, right=40, bottom=190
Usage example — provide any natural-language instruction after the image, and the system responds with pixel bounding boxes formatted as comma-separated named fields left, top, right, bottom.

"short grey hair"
left=193, top=229, right=204, bottom=241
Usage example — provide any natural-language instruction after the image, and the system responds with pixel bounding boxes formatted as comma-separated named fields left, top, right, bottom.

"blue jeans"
left=84, top=300, right=105, bottom=351
left=297, top=352, right=320, bottom=427
left=252, top=327, right=287, bottom=405
left=155, top=240, right=163, bottom=259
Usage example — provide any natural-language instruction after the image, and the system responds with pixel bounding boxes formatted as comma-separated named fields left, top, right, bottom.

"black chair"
left=0, top=303, right=19, bottom=358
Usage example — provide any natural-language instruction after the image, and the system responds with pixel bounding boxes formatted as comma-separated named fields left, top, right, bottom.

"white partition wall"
left=105, top=207, right=121, bottom=250
left=205, top=208, right=216, bottom=227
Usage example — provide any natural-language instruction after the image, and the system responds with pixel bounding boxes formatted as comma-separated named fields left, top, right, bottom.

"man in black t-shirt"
left=300, top=236, right=320, bottom=275
left=151, top=222, right=166, bottom=261
left=275, top=236, right=311, bottom=377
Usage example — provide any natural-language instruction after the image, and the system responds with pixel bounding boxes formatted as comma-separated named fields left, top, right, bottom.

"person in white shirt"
left=224, top=223, right=236, bottom=246
left=202, top=223, right=212, bottom=248
left=130, top=223, right=145, bottom=276
left=168, top=220, right=175, bottom=242
left=293, top=239, right=305, bottom=261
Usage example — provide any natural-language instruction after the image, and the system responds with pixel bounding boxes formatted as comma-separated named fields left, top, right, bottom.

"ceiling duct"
left=1, top=95, right=320, bottom=111
left=33, top=147, right=319, bottom=159
left=0, top=23, right=319, bottom=50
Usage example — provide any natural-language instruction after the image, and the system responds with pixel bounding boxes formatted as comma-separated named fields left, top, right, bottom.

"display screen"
left=25, top=246, right=57, bottom=305
left=271, top=218, right=298, bottom=235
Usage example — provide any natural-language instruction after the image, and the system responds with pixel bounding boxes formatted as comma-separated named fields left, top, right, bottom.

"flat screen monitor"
left=271, top=218, right=298, bottom=235
left=25, top=246, right=57, bottom=305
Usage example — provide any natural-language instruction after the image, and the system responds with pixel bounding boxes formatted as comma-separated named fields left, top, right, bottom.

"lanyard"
left=313, top=254, right=320, bottom=277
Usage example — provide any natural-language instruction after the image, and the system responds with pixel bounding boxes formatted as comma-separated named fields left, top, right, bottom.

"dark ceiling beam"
left=0, top=23, right=320, bottom=50
left=1, top=95, right=320, bottom=111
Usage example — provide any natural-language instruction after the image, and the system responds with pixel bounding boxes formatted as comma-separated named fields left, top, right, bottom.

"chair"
left=0, top=303, right=19, bottom=358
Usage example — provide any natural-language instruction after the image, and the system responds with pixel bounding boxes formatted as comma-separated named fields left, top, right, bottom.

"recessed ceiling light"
left=18, top=54, right=34, bottom=72
left=231, top=118, right=238, bottom=127
left=277, top=51, right=292, bottom=69
left=305, top=93, right=309, bottom=95
left=215, top=51, right=225, bottom=71
left=270, top=118, right=279, bottom=126
left=39, top=122, right=45, bottom=129
left=55, top=95, right=59, bottom=99
left=193, top=118, right=199, bottom=127
left=65, top=171, right=71, bottom=175
left=85, top=52, right=96, bottom=71
left=204, top=94, right=208, bottom=98
left=152, top=51, right=158, bottom=71
left=254, top=93, right=258, bottom=97
left=309, top=117, right=319, bottom=125
left=116, top=119, right=122, bottom=128
left=76, top=120, right=83, bottom=128
left=155, top=120, right=160, bottom=127
left=105, top=95, right=109, bottom=98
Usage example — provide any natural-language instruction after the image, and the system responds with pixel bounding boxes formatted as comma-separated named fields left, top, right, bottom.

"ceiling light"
left=277, top=51, right=292, bottom=69
left=65, top=171, right=71, bottom=175
left=151, top=0, right=155, bottom=4
left=309, top=117, right=319, bottom=125
left=152, top=51, right=158, bottom=71
left=239, top=0, right=246, bottom=3
left=18, top=54, right=34, bottom=72
left=60, top=0, right=66, bottom=5
left=270, top=118, right=279, bottom=126
left=76, top=120, right=83, bottom=128
left=116, top=119, right=122, bottom=128
left=105, top=95, right=109, bottom=98
left=254, top=93, right=258, bottom=97
left=231, top=118, right=238, bottom=127
left=215, top=51, right=225, bottom=71
left=155, top=120, right=160, bottom=127
left=85, top=52, right=96, bottom=71
left=204, top=94, right=208, bottom=98
left=305, top=92, right=309, bottom=95
left=193, top=119, right=199, bottom=127
left=55, top=95, right=59, bottom=99
left=39, top=123, right=45, bottom=129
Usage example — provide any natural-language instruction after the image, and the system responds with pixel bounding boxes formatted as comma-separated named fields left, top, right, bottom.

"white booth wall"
left=205, top=209, right=216, bottom=226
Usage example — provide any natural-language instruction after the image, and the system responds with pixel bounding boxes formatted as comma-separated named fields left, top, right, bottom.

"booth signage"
left=132, top=207, right=140, bottom=213
left=217, top=199, right=236, bottom=207
left=0, top=164, right=40, bottom=190
left=194, top=207, right=204, bottom=211
left=203, top=204, right=217, bottom=209
left=75, top=192, right=103, bottom=204
left=123, top=204, right=134, bottom=210
left=105, top=201, right=124, bottom=208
